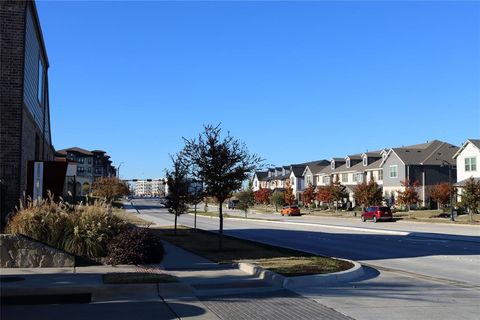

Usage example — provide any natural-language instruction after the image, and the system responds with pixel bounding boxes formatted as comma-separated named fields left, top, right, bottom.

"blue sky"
left=36, top=1, right=480, bottom=179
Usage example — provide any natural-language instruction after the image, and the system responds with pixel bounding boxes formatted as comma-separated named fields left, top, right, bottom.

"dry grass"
left=148, top=226, right=352, bottom=276
left=393, top=210, right=480, bottom=224
left=112, top=208, right=152, bottom=226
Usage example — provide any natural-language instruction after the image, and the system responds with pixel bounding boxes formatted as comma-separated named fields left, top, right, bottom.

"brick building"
left=0, top=1, right=54, bottom=224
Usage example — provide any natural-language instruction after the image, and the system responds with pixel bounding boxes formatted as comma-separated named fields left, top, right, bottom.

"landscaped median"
left=147, top=226, right=363, bottom=288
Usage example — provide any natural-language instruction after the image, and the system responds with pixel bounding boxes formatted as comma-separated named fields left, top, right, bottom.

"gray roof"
left=470, top=139, right=480, bottom=149
left=56, top=147, right=93, bottom=156
left=291, top=165, right=307, bottom=177
left=255, top=171, right=268, bottom=180
left=364, top=158, right=383, bottom=170
left=391, top=140, right=459, bottom=165
left=453, top=139, right=480, bottom=159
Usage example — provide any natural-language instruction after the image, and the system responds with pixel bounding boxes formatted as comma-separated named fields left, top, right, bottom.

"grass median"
left=147, top=226, right=353, bottom=277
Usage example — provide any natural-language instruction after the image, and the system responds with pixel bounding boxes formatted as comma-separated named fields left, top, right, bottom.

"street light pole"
left=117, top=162, right=124, bottom=179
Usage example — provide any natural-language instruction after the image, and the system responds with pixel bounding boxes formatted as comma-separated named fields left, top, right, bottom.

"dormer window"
left=282, top=169, right=285, bottom=175
left=268, top=172, right=271, bottom=177
left=346, top=159, right=350, bottom=168
left=331, top=161, right=335, bottom=169
left=363, top=157, right=368, bottom=166
left=383, top=153, right=387, bottom=160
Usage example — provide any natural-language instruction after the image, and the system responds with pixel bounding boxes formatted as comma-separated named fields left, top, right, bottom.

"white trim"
left=453, top=140, right=480, bottom=159
left=389, top=165, right=398, bottom=178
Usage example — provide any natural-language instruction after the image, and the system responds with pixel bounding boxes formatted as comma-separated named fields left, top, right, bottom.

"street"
left=131, top=198, right=480, bottom=320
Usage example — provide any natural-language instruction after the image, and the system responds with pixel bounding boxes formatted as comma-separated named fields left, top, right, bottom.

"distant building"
left=453, top=139, right=480, bottom=202
left=134, top=179, right=165, bottom=197
left=55, top=147, right=117, bottom=196
left=0, top=1, right=55, bottom=222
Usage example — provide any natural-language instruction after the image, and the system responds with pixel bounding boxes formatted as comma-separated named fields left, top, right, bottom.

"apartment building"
left=0, top=1, right=55, bottom=223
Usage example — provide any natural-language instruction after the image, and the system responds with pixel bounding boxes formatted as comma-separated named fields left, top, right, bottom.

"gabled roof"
left=254, top=171, right=268, bottom=181
left=453, top=139, right=480, bottom=159
left=363, top=158, right=383, bottom=170
left=290, top=165, right=307, bottom=177
left=384, top=140, right=459, bottom=166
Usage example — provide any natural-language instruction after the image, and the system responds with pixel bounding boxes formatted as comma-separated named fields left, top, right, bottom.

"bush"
left=62, top=203, right=126, bottom=257
left=106, top=228, right=165, bottom=265
left=6, top=197, right=68, bottom=249
left=7, top=198, right=126, bottom=258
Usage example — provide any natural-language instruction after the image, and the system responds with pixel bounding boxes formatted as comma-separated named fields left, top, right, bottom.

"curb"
left=236, top=258, right=364, bottom=289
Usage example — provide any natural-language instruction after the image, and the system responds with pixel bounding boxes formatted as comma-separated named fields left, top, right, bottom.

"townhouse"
left=253, top=139, right=463, bottom=209
left=453, top=139, right=480, bottom=201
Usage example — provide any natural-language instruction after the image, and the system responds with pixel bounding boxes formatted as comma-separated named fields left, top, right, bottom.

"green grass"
left=102, top=272, right=178, bottom=284
left=148, top=226, right=352, bottom=276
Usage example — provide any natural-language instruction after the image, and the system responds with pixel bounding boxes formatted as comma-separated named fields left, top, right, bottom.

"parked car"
left=227, top=199, right=239, bottom=209
left=361, top=206, right=393, bottom=222
left=280, top=205, right=301, bottom=216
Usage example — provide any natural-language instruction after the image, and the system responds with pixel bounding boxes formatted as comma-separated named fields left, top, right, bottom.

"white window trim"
left=389, top=165, right=398, bottom=178
left=346, top=159, right=350, bottom=168
left=363, top=157, right=368, bottom=166
left=465, top=157, right=477, bottom=172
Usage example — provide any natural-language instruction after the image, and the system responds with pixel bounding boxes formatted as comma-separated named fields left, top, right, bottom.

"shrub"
left=62, top=202, right=126, bottom=257
left=6, top=197, right=69, bottom=249
left=7, top=198, right=126, bottom=258
left=106, top=228, right=165, bottom=265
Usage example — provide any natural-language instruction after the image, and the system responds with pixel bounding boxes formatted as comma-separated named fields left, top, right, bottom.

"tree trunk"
left=194, top=203, right=197, bottom=231
left=174, top=213, right=178, bottom=236
left=218, top=201, right=223, bottom=250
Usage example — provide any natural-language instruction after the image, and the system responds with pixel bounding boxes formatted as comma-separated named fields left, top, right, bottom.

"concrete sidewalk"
left=1, top=240, right=355, bottom=320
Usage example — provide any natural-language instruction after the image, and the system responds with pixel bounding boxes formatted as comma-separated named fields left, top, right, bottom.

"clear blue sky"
left=36, top=1, right=480, bottom=179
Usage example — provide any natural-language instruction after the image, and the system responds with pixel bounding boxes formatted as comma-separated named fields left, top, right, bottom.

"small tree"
left=236, top=182, right=255, bottom=218
left=316, top=185, right=333, bottom=209
left=354, top=180, right=383, bottom=210
left=429, top=182, right=454, bottom=210
left=270, top=191, right=284, bottom=212
left=165, top=153, right=189, bottom=235
left=284, top=181, right=295, bottom=205
left=303, top=184, right=316, bottom=211
left=92, top=177, right=129, bottom=203
left=331, top=180, right=347, bottom=212
left=254, top=188, right=271, bottom=207
left=397, top=179, right=420, bottom=211
left=461, top=177, right=480, bottom=222
left=183, top=124, right=262, bottom=249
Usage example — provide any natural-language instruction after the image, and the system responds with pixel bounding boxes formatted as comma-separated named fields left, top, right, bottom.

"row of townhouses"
left=253, top=139, right=480, bottom=208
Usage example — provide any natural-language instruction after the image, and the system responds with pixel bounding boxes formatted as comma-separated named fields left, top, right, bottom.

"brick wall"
left=0, top=1, right=27, bottom=226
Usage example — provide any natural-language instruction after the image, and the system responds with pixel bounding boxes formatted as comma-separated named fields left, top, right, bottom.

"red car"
left=361, top=206, right=393, bottom=222
left=281, top=205, right=301, bottom=216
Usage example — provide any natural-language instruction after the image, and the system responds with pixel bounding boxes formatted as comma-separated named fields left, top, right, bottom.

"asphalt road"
left=131, top=198, right=480, bottom=320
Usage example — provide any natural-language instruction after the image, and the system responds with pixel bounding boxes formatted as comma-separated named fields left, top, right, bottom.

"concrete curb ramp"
left=236, top=259, right=364, bottom=289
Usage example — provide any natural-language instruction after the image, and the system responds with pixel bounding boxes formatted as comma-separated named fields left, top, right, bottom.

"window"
left=78, top=157, right=84, bottom=164
left=87, top=167, right=91, bottom=173
left=353, top=173, right=357, bottom=182
left=87, top=158, right=92, bottom=164
left=95, top=168, right=102, bottom=174
left=465, top=157, right=477, bottom=171
left=342, top=173, right=348, bottom=182
left=77, top=167, right=85, bottom=173
left=389, top=165, right=398, bottom=178
left=378, top=170, right=383, bottom=180
left=291, top=177, right=294, bottom=185
left=254, top=180, right=258, bottom=187
left=355, top=173, right=363, bottom=183
left=346, top=159, right=350, bottom=168
left=323, top=176, right=330, bottom=184
left=37, top=58, right=44, bottom=103
left=331, top=161, right=335, bottom=169
left=363, top=157, right=368, bottom=166
left=306, top=175, right=312, bottom=185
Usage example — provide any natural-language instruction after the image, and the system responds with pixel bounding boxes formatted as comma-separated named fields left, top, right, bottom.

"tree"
left=284, top=181, right=295, bottom=205
left=254, top=188, right=271, bottom=206
left=354, top=180, right=383, bottom=210
left=397, top=179, right=420, bottom=211
left=331, top=180, right=347, bottom=212
left=429, top=182, right=454, bottom=210
left=183, top=124, right=262, bottom=249
left=236, top=182, right=255, bottom=218
left=92, top=177, right=129, bottom=203
left=270, top=191, right=284, bottom=212
left=303, top=184, right=316, bottom=211
left=316, top=185, right=333, bottom=209
left=461, top=177, right=480, bottom=222
left=165, top=153, right=189, bottom=235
